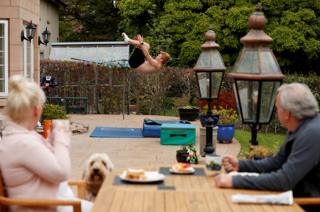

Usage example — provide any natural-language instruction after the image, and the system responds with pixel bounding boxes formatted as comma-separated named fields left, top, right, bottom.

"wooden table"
left=92, top=166, right=304, bottom=212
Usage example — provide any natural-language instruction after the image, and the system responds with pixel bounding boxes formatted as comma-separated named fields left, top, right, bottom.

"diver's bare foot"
left=122, top=32, right=129, bottom=43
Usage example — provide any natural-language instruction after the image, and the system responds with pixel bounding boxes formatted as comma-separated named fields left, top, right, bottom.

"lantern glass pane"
left=46, top=32, right=51, bottom=43
left=260, top=51, right=281, bottom=74
left=235, top=80, right=259, bottom=122
left=42, top=33, right=47, bottom=43
left=197, top=72, right=209, bottom=98
left=236, top=49, right=259, bottom=74
left=30, top=28, right=35, bottom=39
left=42, top=29, right=51, bottom=44
left=233, top=83, right=241, bottom=122
left=26, top=28, right=32, bottom=40
left=26, top=24, right=36, bottom=40
left=194, top=49, right=226, bottom=70
left=210, top=72, right=223, bottom=99
left=259, top=81, right=281, bottom=123
left=197, top=71, right=223, bottom=99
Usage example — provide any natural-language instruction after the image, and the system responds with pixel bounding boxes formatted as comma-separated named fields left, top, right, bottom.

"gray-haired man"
left=215, top=83, right=320, bottom=202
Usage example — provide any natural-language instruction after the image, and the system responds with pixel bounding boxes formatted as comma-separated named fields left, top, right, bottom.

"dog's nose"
left=93, top=168, right=100, bottom=173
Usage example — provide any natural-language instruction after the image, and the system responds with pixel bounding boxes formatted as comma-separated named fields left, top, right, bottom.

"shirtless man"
left=122, top=33, right=170, bottom=74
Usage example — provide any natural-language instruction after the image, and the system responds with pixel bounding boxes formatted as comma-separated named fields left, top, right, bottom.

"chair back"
left=0, top=171, right=4, bottom=196
left=0, top=170, right=8, bottom=212
left=0, top=170, right=81, bottom=212
left=295, top=197, right=320, bottom=205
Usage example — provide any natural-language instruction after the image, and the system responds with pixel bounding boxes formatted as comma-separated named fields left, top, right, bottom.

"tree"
left=58, top=0, right=320, bottom=73
left=267, top=7, right=320, bottom=73
left=155, top=0, right=204, bottom=66
left=117, top=0, right=162, bottom=35
left=117, top=0, right=253, bottom=67
left=117, top=0, right=320, bottom=73
left=59, top=0, right=120, bottom=41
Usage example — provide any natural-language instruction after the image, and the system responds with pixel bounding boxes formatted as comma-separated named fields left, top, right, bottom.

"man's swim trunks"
left=129, top=48, right=145, bottom=68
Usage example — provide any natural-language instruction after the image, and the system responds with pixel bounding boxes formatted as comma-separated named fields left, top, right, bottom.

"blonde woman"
left=0, top=75, right=92, bottom=211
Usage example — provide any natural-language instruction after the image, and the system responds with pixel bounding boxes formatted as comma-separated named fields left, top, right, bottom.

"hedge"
left=41, top=60, right=320, bottom=122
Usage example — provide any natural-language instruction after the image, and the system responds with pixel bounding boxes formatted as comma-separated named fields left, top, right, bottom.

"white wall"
left=49, top=42, right=129, bottom=67
left=40, top=0, right=60, bottom=59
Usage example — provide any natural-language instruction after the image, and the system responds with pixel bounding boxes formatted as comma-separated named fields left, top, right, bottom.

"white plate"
left=120, top=171, right=165, bottom=183
left=169, top=167, right=195, bottom=174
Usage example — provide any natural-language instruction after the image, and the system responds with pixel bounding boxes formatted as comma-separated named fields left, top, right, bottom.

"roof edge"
left=48, top=0, right=66, bottom=7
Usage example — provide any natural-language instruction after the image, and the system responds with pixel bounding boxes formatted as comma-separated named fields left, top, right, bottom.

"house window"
left=0, top=20, right=8, bottom=96
left=23, top=26, right=34, bottom=81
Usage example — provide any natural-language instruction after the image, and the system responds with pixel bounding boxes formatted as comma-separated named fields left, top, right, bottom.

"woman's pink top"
left=0, top=120, right=70, bottom=211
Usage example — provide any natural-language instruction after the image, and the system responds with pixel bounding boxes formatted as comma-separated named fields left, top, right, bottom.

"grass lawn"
left=235, top=129, right=286, bottom=158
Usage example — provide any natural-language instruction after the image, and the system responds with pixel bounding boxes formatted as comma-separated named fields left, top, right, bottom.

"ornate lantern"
left=227, top=4, right=284, bottom=145
left=39, top=27, right=51, bottom=45
left=21, top=21, right=36, bottom=42
left=194, top=29, right=226, bottom=154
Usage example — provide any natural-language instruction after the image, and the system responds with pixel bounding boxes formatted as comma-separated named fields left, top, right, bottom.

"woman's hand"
left=222, top=155, right=239, bottom=173
left=52, top=120, right=70, bottom=132
left=49, top=120, right=71, bottom=147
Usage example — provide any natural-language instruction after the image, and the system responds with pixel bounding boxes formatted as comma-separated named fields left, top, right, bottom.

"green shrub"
left=264, top=73, right=320, bottom=134
left=215, top=106, right=238, bottom=125
left=41, top=60, right=320, bottom=121
left=284, top=72, right=320, bottom=104
left=42, top=104, right=67, bottom=121
left=245, top=145, right=274, bottom=159
left=236, top=129, right=285, bottom=159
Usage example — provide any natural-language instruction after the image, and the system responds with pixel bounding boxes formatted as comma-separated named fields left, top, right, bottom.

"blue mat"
left=90, top=127, right=143, bottom=138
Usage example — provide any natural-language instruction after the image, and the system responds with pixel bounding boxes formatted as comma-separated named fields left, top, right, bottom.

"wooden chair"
left=295, top=197, right=320, bottom=205
left=0, top=171, right=85, bottom=212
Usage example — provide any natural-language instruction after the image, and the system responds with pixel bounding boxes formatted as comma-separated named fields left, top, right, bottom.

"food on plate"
left=207, top=161, right=222, bottom=171
left=171, top=163, right=192, bottom=172
left=126, top=168, right=146, bottom=180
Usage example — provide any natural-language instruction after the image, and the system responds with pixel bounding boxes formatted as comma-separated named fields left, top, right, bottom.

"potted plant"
left=178, top=106, right=199, bottom=121
left=176, top=144, right=198, bottom=164
left=216, top=107, right=238, bottom=144
left=199, top=105, right=219, bottom=127
left=41, top=104, right=67, bottom=121
left=206, top=160, right=222, bottom=171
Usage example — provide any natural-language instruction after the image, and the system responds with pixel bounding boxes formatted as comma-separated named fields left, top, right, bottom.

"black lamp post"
left=194, top=29, right=226, bottom=155
left=21, top=21, right=36, bottom=42
left=227, top=4, right=284, bottom=145
left=39, top=27, right=51, bottom=46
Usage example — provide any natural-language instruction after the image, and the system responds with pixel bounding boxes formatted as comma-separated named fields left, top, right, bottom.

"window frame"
left=0, top=20, right=8, bottom=96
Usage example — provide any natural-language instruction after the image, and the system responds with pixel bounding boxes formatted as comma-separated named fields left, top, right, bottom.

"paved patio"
left=68, top=114, right=240, bottom=179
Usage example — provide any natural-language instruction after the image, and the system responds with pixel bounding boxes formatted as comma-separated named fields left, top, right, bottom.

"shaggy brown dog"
left=82, top=153, right=114, bottom=201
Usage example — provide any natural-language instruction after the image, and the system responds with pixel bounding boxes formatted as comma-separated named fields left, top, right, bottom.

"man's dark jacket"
left=233, top=114, right=320, bottom=197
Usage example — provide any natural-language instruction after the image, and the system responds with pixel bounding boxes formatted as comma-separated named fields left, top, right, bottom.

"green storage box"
left=160, top=123, right=196, bottom=145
